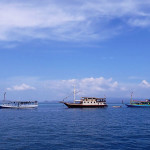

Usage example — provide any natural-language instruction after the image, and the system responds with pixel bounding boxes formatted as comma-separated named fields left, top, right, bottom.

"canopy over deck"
left=81, top=97, right=106, bottom=99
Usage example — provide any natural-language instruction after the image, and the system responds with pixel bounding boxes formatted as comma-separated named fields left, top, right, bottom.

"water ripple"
left=0, top=103, right=150, bottom=149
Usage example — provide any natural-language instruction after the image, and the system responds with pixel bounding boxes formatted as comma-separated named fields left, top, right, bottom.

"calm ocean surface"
left=0, top=103, right=150, bottom=150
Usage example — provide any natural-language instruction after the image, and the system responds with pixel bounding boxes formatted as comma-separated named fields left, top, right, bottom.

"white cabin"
left=76, top=97, right=107, bottom=105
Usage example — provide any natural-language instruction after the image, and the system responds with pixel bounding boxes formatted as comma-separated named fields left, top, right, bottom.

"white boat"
left=0, top=101, right=38, bottom=109
left=0, top=92, right=38, bottom=109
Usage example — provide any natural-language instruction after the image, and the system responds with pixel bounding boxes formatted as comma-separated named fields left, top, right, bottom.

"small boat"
left=112, top=106, right=122, bottom=108
left=0, top=92, right=38, bottom=109
left=126, top=92, right=150, bottom=107
left=126, top=99, right=150, bottom=107
left=62, top=86, right=107, bottom=108
left=59, top=101, right=65, bottom=103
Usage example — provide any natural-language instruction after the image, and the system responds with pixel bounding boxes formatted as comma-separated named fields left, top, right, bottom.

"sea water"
left=0, top=103, right=150, bottom=150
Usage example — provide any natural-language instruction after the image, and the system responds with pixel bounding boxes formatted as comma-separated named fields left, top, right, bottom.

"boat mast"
left=3, top=92, right=6, bottom=102
left=130, top=92, right=133, bottom=104
left=74, top=85, right=76, bottom=103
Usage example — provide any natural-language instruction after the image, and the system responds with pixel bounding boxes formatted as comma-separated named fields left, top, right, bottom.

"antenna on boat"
left=4, top=92, right=6, bottom=101
left=130, top=91, right=133, bottom=104
left=74, top=85, right=76, bottom=103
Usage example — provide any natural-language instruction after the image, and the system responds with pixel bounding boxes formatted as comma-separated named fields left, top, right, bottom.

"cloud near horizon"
left=0, top=0, right=150, bottom=42
left=1, top=76, right=150, bottom=100
left=7, top=83, right=36, bottom=91
left=45, top=77, right=120, bottom=94
left=139, top=80, right=150, bottom=88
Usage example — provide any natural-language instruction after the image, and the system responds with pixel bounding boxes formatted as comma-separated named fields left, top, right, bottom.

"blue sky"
left=0, top=0, right=150, bottom=102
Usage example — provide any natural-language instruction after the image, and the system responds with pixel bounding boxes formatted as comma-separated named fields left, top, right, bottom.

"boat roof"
left=82, top=97, right=106, bottom=99
left=132, top=100, right=149, bottom=102
left=3, top=100, right=37, bottom=103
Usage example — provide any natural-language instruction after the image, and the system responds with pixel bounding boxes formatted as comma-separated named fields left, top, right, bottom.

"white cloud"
left=120, top=87, right=127, bottom=91
left=43, top=77, right=121, bottom=98
left=0, top=0, right=150, bottom=42
left=139, top=80, right=150, bottom=88
left=7, top=83, right=36, bottom=91
left=128, top=18, right=150, bottom=27
left=128, top=76, right=143, bottom=80
left=2, top=76, right=150, bottom=100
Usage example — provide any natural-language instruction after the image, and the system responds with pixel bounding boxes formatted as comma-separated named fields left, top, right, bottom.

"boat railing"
left=2, top=100, right=38, bottom=105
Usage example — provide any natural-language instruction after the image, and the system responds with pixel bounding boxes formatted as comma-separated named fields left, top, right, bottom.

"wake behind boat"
left=0, top=92, right=38, bottom=109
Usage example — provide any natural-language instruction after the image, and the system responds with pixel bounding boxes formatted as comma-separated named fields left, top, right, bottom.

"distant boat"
left=0, top=101, right=38, bottom=109
left=126, top=92, right=150, bottom=107
left=59, top=101, right=65, bottom=103
left=126, top=99, right=150, bottom=107
left=0, top=92, right=38, bottom=109
left=61, top=86, right=107, bottom=108
left=112, top=106, right=122, bottom=108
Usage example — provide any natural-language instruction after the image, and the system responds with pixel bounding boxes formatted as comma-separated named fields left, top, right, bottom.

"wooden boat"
left=62, top=86, right=107, bottom=108
left=126, top=99, right=150, bottom=107
left=63, top=97, right=107, bottom=108
left=0, top=92, right=38, bottom=109
left=126, top=92, right=150, bottom=107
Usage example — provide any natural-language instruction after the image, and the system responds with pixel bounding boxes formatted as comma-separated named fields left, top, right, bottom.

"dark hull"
left=64, top=103, right=107, bottom=108
left=0, top=106, right=10, bottom=109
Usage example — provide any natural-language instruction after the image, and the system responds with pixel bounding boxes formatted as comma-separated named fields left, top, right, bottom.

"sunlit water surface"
left=0, top=103, right=150, bottom=150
